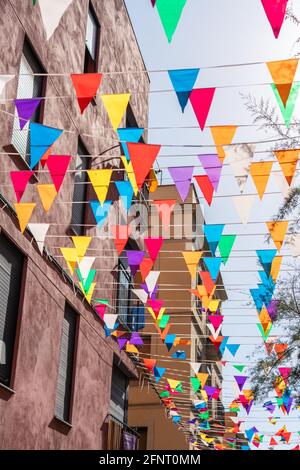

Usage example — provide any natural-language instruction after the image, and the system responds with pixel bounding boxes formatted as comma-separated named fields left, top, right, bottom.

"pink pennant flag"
left=144, top=237, right=164, bottom=262
left=189, top=88, right=216, bottom=131
left=46, top=155, right=71, bottom=192
left=208, top=315, right=223, bottom=330
left=95, top=304, right=107, bottom=320
left=261, top=0, right=288, bottom=38
left=198, top=154, right=222, bottom=191
left=148, top=299, right=164, bottom=315
left=10, top=171, right=33, bottom=202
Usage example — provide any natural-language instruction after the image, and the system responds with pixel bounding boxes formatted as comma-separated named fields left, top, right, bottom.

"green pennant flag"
left=271, top=82, right=300, bottom=128
left=159, top=315, right=170, bottom=329
left=257, top=323, right=273, bottom=342
left=198, top=410, right=210, bottom=420
left=218, top=234, right=236, bottom=265
left=160, top=390, right=170, bottom=398
left=156, top=0, right=187, bottom=43
left=77, top=269, right=96, bottom=295
left=233, top=365, right=246, bottom=373
left=190, top=377, right=201, bottom=393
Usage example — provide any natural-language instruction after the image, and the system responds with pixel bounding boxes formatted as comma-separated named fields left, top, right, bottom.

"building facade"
left=0, top=0, right=149, bottom=450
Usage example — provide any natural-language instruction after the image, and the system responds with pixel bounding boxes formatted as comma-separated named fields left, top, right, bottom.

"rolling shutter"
left=110, top=367, right=128, bottom=423
left=55, top=303, right=77, bottom=422
left=71, top=141, right=89, bottom=235
left=0, top=234, right=23, bottom=385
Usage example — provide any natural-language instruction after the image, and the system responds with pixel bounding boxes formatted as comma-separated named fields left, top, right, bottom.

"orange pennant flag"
left=274, top=149, right=300, bottom=185
left=14, top=202, right=36, bottom=233
left=266, top=220, right=288, bottom=251
left=270, top=256, right=282, bottom=282
left=250, top=161, right=273, bottom=199
left=127, top=142, right=161, bottom=190
left=210, top=126, right=237, bottom=163
left=153, top=199, right=176, bottom=230
left=140, top=257, right=154, bottom=281
left=111, top=225, right=131, bottom=255
left=182, top=251, right=203, bottom=280
left=267, top=59, right=299, bottom=107
left=71, top=73, right=103, bottom=114
left=37, top=184, right=57, bottom=212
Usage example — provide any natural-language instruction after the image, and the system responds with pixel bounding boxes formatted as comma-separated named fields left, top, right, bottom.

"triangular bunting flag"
left=144, top=237, right=163, bottom=262
left=189, top=88, right=216, bottom=131
left=261, top=0, right=289, bottom=38
left=218, top=235, right=236, bottom=265
left=194, top=175, right=214, bottom=205
left=168, top=68, right=200, bottom=112
left=72, top=236, right=91, bottom=260
left=274, top=149, right=300, bottom=185
left=101, top=93, right=131, bottom=131
left=234, top=376, right=248, bottom=391
left=267, top=59, right=298, bottom=106
left=117, top=127, right=144, bottom=161
left=168, top=166, right=194, bottom=202
left=155, top=0, right=187, bottom=43
left=111, top=225, right=130, bottom=255
left=210, top=126, right=237, bottom=163
left=115, top=180, right=134, bottom=212
left=266, top=220, right=288, bottom=251
left=198, top=154, right=222, bottom=191
left=203, top=257, right=222, bottom=282
left=127, top=142, right=161, bottom=190
left=38, top=0, right=73, bottom=40
left=199, top=272, right=215, bottom=296
left=182, top=251, right=203, bottom=280
left=28, top=223, right=49, bottom=254
left=10, top=171, right=33, bottom=202
left=87, top=169, right=112, bottom=205
left=30, top=122, right=63, bottom=169
left=203, top=224, right=225, bottom=256
left=14, top=203, right=36, bottom=233
left=257, top=249, right=277, bottom=275
left=250, top=161, right=273, bottom=199
left=271, top=82, right=300, bottom=128
left=46, top=155, right=71, bottom=192
left=232, top=194, right=256, bottom=225
left=225, top=144, right=255, bottom=193
left=71, top=73, right=102, bottom=114
left=126, top=250, right=144, bottom=276
left=153, top=366, right=165, bottom=382
left=37, top=183, right=57, bottom=212
left=90, top=200, right=112, bottom=228
left=15, top=98, right=41, bottom=130
left=121, top=156, right=139, bottom=196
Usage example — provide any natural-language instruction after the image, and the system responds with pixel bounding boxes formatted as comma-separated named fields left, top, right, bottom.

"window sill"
left=0, top=381, right=15, bottom=398
left=49, top=416, right=73, bottom=435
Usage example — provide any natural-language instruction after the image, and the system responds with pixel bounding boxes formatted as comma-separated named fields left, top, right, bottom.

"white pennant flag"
left=0, top=76, right=12, bottom=98
left=225, top=144, right=255, bottom=193
left=28, top=223, right=49, bottom=254
left=190, top=362, right=201, bottom=374
left=132, top=289, right=148, bottom=304
left=145, top=271, right=160, bottom=295
left=273, top=171, right=290, bottom=198
left=232, top=194, right=256, bottom=225
left=103, top=314, right=118, bottom=330
left=38, top=0, right=73, bottom=40
left=207, top=323, right=222, bottom=340
left=77, top=257, right=95, bottom=280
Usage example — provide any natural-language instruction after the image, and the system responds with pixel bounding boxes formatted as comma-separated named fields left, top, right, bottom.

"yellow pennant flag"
left=250, top=161, right=273, bottom=199
left=274, top=149, right=300, bottom=185
left=208, top=299, right=220, bottom=313
left=126, top=343, right=139, bottom=353
left=87, top=169, right=112, bottom=205
left=14, top=202, right=36, bottom=233
left=37, top=184, right=57, bottom=212
left=210, top=126, right=237, bottom=163
left=72, top=236, right=92, bottom=260
left=267, top=59, right=299, bottom=107
left=182, top=251, right=203, bottom=280
left=101, top=93, right=131, bottom=131
left=60, top=247, right=78, bottom=274
left=121, top=156, right=139, bottom=195
left=167, top=379, right=181, bottom=391
left=266, top=220, right=288, bottom=251
left=270, top=256, right=282, bottom=282
left=80, top=282, right=96, bottom=304
left=259, top=307, right=272, bottom=325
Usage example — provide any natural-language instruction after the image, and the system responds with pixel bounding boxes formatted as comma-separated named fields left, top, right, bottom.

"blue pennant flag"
left=30, top=122, right=62, bottom=169
left=117, top=127, right=144, bottom=161
left=250, top=287, right=264, bottom=312
left=256, top=249, right=277, bottom=275
left=168, top=68, right=200, bottom=112
left=153, top=366, right=166, bottom=382
left=115, top=180, right=134, bottom=212
left=203, top=224, right=225, bottom=256
left=219, top=336, right=229, bottom=355
left=90, top=200, right=112, bottom=228
left=164, top=334, right=176, bottom=351
left=226, top=343, right=240, bottom=357
left=203, top=257, right=222, bottom=281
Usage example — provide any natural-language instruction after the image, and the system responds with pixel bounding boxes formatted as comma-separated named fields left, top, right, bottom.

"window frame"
left=84, top=2, right=101, bottom=73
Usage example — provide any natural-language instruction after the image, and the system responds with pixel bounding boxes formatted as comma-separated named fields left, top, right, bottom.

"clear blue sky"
left=126, top=0, right=300, bottom=448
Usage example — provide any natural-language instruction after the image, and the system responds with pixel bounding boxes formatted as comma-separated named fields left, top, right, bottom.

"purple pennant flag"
left=198, top=154, right=222, bottom=191
left=126, top=250, right=144, bottom=276
left=168, top=167, right=194, bottom=202
left=118, top=337, right=128, bottom=350
left=151, top=0, right=156, bottom=6
left=234, top=375, right=248, bottom=391
left=267, top=299, right=278, bottom=321
left=130, top=332, right=143, bottom=345
left=204, top=386, right=217, bottom=400
left=15, top=98, right=42, bottom=130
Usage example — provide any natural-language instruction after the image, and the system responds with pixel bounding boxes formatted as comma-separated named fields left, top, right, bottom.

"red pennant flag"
left=143, top=358, right=157, bottom=371
left=194, top=175, right=214, bottom=205
left=209, top=336, right=224, bottom=352
left=46, top=155, right=71, bottom=192
left=189, top=88, right=216, bottom=130
left=111, top=225, right=131, bottom=255
left=71, top=73, right=103, bottom=114
left=153, top=199, right=176, bottom=230
left=144, top=237, right=163, bottom=262
left=127, top=142, right=161, bottom=190
left=10, top=171, right=33, bottom=202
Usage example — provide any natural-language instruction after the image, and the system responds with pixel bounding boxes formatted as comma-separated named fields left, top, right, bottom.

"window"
left=12, top=39, right=44, bottom=165
left=55, top=303, right=77, bottom=423
left=71, top=139, right=90, bottom=235
left=117, top=261, right=133, bottom=327
left=110, top=366, right=128, bottom=423
left=84, top=4, right=100, bottom=73
left=130, top=304, right=145, bottom=332
left=0, top=233, right=23, bottom=387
